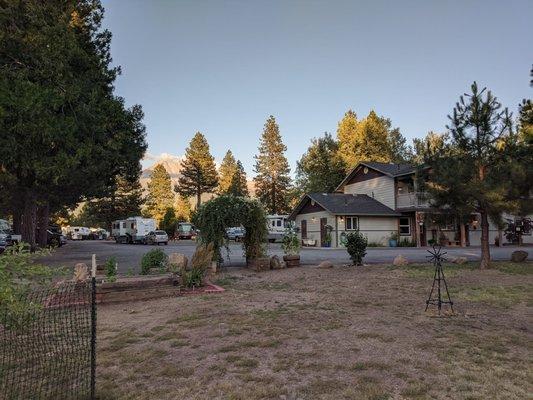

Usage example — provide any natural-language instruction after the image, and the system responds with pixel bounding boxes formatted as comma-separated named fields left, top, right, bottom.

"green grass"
left=490, top=262, right=532, bottom=275
left=452, top=285, right=532, bottom=308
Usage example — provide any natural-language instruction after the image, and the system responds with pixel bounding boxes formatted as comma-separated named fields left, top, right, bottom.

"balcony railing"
left=396, top=192, right=429, bottom=208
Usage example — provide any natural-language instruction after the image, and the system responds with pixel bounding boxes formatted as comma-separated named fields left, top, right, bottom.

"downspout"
left=335, top=215, right=339, bottom=247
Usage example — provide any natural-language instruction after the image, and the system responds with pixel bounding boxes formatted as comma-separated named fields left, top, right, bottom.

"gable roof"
left=335, top=161, right=417, bottom=191
left=288, top=193, right=401, bottom=220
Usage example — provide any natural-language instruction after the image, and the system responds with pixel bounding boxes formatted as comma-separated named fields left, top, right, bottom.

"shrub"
left=398, top=238, right=416, bottom=247
left=105, top=257, right=117, bottom=282
left=281, top=228, right=300, bottom=256
left=182, top=243, right=214, bottom=288
left=345, top=230, right=367, bottom=266
left=140, top=249, right=168, bottom=275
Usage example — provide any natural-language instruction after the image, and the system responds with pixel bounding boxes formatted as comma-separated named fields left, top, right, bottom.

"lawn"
left=96, top=261, right=532, bottom=400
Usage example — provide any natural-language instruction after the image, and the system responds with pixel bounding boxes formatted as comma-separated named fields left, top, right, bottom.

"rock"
left=393, top=255, right=409, bottom=266
left=511, top=250, right=528, bottom=263
left=451, top=256, right=468, bottom=265
left=318, top=260, right=333, bottom=269
left=270, top=255, right=282, bottom=269
left=168, top=253, right=188, bottom=271
left=73, top=263, right=89, bottom=281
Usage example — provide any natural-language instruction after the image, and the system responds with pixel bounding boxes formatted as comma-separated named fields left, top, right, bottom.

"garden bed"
left=95, top=275, right=224, bottom=304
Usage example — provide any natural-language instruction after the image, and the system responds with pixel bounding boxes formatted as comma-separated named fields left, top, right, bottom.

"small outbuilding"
left=288, top=192, right=400, bottom=247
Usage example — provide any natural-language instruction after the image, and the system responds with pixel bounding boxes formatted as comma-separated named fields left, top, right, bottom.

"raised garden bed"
left=95, top=275, right=224, bottom=304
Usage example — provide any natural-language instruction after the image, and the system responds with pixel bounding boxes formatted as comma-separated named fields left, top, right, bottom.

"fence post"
left=91, top=254, right=97, bottom=399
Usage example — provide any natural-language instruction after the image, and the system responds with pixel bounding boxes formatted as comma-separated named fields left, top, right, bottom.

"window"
left=122, top=222, right=126, bottom=228
left=276, top=220, right=282, bottom=227
left=399, top=217, right=411, bottom=235
left=301, top=220, right=307, bottom=239
left=345, top=216, right=358, bottom=230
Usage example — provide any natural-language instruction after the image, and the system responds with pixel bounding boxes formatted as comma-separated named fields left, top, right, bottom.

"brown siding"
left=299, top=199, right=326, bottom=214
left=346, top=167, right=384, bottom=185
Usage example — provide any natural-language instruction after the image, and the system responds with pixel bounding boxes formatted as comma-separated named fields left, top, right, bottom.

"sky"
left=101, top=0, right=532, bottom=175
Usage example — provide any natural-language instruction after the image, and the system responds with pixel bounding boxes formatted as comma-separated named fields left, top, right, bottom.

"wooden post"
left=91, top=254, right=97, bottom=278
left=460, top=224, right=466, bottom=247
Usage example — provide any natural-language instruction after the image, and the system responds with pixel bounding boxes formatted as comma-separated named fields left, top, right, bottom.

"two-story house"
left=288, top=161, right=531, bottom=247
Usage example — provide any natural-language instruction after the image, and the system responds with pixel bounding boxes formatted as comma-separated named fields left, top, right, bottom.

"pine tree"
left=253, top=116, right=292, bottom=214
left=145, top=164, right=174, bottom=223
left=420, top=82, right=520, bottom=269
left=411, top=132, right=449, bottom=164
left=353, top=111, right=393, bottom=165
left=336, top=110, right=359, bottom=170
left=175, top=195, right=192, bottom=222
left=296, top=133, right=345, bottom=193
left=160, top=207, right=177, bottom=236
left=218, top=150, right=238, bottom=194
left=176, top=132, right=218, bottom=207
left=228, top=160, right=249, bottom=197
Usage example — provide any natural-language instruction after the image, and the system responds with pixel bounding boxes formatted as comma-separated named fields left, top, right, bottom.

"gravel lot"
left=39, top=240, right=530, bottom=274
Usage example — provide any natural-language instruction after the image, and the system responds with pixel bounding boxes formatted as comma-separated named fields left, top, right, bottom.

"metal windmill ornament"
left=425, top=245, right=454, bottom=315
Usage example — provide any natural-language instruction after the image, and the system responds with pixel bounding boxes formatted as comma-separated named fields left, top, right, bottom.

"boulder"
left=451, top=256, right=468, bottom=265
left=168, top=253, right=188, bottom=271
left=270, top=255, right=282, bottom=269
left=393, top=255, right=409, bottom=266
left=73, top=263, right=89, bottom=282
left=511, top=250, right=528, bottom=263
left=318, top=260, right=333, bottom=269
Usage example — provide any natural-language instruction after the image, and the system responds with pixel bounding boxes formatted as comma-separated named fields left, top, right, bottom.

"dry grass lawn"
left=96, top=261, right=533, bottom=400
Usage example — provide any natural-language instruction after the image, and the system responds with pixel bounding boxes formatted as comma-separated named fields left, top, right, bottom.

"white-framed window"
left=399, top=217, right=411, bottom=235
left=345, top=216, right=358, bottom=230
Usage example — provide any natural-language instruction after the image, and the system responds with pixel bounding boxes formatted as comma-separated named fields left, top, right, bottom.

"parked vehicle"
left=68, top=226, right=91, bottom=240
left=88, top=228, right=108, bottom=240
left=0, top=219, right=21, bottom=243
left=144, top=230, right=169, bottom=245
left=36, top=225, right=64, bottom=247
left=112, top=217, right=157, bottom=244
left=176, top=222, right=197, bottom=240
left=0, top=236, right=6, bottom=253
left=266, top=215, right=289, bottom=242
left=226, top=227, right=245, bottom=242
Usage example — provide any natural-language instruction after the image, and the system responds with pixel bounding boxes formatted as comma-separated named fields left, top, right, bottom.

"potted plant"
left=389, top=231, right=399, bottom=247
left=282, top=228, right=301, bottom=267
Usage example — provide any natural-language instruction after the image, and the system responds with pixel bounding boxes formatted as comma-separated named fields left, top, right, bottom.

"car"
left=0, top=230, right=13, bottom=247
left=145, top=230, right=169, bottom=245
left=0, top=236, right=6, bottom=254
left=176, top=223, right=197, bottom=240
left=226, top=227, right=245, bottom=242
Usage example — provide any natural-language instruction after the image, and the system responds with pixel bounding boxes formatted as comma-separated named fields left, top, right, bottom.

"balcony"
left=396, top=192, right=429, bottom=208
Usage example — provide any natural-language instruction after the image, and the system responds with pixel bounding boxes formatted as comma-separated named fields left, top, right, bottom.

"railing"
left=396, top=192, right=429, bottom=208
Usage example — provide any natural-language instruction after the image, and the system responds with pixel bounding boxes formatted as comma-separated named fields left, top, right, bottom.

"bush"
left=105, top=257, right=117, bottom=282
left=182, top=243, right=214, bottom=288
left=140, top=248, right=168, bottom=275
left=281, top=228, right=300, bottom=256
left=345, top=230, right=367, bottom=266
left=398, top=238, right=416, bottom=247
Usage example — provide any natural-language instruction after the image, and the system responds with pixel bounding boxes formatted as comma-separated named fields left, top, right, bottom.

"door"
left=320, top=217, right=328, bottom=247
left=301, top=220, right=307, bottom=239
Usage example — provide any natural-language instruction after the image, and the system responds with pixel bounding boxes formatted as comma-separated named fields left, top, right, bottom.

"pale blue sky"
left=101, top=0, right=532, bottom=175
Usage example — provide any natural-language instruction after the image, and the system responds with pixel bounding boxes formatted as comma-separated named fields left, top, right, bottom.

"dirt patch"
left=96, top=262, right=533, bottom=399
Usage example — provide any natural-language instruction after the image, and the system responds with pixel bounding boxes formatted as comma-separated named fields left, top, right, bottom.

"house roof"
left=288, top=193, right=401, bottom=220
left=335, top=161, right=417, bottom=191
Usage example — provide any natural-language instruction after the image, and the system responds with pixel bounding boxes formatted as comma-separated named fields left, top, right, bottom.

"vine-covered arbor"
left=192, top=195, right=268, bottom=263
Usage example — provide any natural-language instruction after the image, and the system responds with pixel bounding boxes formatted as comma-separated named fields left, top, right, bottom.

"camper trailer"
left=68, top=226, right=91, bottom=240
left=266, top=215, right=289, bottom=242
left=0, top=219, right=20, bottom=245
left=112, top=217, right=156, bottom=244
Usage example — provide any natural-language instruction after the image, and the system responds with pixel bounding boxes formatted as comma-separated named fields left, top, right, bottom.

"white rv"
left=112, top=217, right=156, bottom=244
left=68, top=226, right=91, bottom=240
left=266, top=215, right=289, bottom=242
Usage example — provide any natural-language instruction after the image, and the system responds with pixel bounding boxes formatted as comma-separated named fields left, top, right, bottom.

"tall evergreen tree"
left=411, top=132, right=449, bottom=164
left=80, top=172, right=145, bottom=231
left=145, top=164, right=174, bottom=223
left=336, top=110, right=359, bottom=170
left=420, top=82, right=524, bottom=269
left=175, top=195, right=192, bottom=222
left=175, top=132, right=218, bottom=207
left=254, top=116, right=292, bottom=214
left=218, top=150, right=238, bottom=194
left=228, top=161, right=249, bottom=197
left=352, top=111, right=393, bottom=165
left=0, top=0, right=146, bottom=247
left=296, top=133, right=345, bottom=193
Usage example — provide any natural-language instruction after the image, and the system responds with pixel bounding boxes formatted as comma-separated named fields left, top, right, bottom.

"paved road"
left=38, top=240, right=530, bottom=274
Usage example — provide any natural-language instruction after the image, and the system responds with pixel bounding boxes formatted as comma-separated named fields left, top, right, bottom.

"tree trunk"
left=196, top=190, right=201, bottom=208
left=12, top=206, right=22, bottom=235
left=460, top=223, right=466, bottom=247
left=20, top=192, right=37, bottom=250
left=479, top=210, right=491, bottom=269
left=37, top=202, right=50, bottom=247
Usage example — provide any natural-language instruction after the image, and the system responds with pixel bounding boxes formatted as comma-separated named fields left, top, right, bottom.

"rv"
left=68, top=226, right=91, bottom=240
left=266, top=215, right=289, bottom=242
left=112, top=217, right=156, bottom=244
left=176, top=222, right=197, bottom=240
left=0, top=219, right=21, bottom=243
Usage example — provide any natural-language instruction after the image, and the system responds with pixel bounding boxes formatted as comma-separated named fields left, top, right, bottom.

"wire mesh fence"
left=0, top=279, right=96, bottom=400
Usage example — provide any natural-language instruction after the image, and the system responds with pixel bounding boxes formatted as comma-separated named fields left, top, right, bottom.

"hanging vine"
left=192, top=195, right=268, bottom=263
